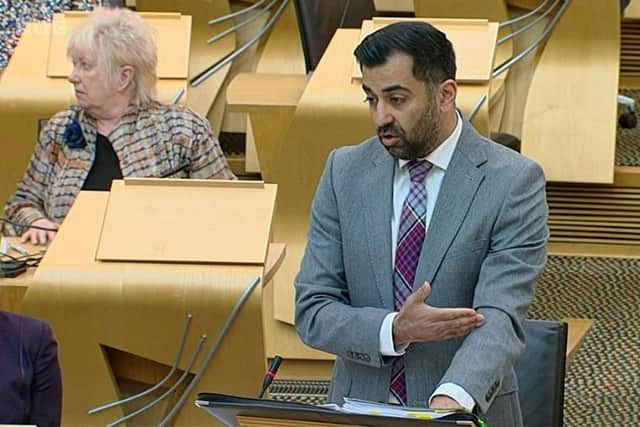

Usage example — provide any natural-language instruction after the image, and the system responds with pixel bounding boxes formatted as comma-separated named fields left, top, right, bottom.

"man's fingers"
left=430, top=307, right=478, bottom=321
left=436, top=313, right=485, bottom=339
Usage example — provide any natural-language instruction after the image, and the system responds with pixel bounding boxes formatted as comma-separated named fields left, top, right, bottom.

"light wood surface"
left=624, top=0, right=640, bottom=18
left=0, top=237, right=42, bottom=312
left=264, top=243, right=286, bottom=286
left=373, top=0, right=414, bottom=12
left=227, top=73, right=307, bottom=112
left=0, top=269, right=34, bottom=313
left=356, top=18, right=499, bottom=83
left=564, top=318, right=593, bottom=365
left=546, top=167, right=640, bottom=252
left=242, top=0, right=306, bottom=172
left=48, top=11, right=190, bottom=78
left=413, top=0, right=509, bottom=23
left=521, top=0, right=620, bottom=183
left=498, top=5, right=549, bottom=138
left=21, top=186, right=277, bottom=426
left=227, top=73, right=307, bottom=180
left=97, top=179, right=275, bottom=264
left=414, top=0, right=514, bottom=135
left=620, top=18, right=640, bottom=81
left=1, top=242, right=286, bottom=314
left=135, top=0, right=235, bottom=122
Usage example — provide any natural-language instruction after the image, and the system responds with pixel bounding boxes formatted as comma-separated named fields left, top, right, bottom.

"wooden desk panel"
left=20, top=190, right=274, bottom=426
left=565, top=317, right=593, bottom=364
left=521, top=0, right=619, bottom=183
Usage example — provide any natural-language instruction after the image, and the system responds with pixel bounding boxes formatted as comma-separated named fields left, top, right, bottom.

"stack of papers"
left=324, top=398, right=465, bottom=420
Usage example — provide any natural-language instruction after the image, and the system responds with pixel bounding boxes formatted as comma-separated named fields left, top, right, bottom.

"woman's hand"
left=20, top=218, right=59, bottom=245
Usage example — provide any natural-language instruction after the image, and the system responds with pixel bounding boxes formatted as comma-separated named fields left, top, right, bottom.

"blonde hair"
left=67, top=7, right=158, bottom=107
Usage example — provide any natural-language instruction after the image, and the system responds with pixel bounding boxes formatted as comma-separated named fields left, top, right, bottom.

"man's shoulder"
left=467, top=131, right=542, bottom=174
left=331, top=136, right=380, bottom=165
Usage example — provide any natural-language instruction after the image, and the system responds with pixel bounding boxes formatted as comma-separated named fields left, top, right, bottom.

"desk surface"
left=564, top=317, right=594, bottom=365
left=0, top=236, right=285, bottom=313
left=0, top=237, right=43, bottom=312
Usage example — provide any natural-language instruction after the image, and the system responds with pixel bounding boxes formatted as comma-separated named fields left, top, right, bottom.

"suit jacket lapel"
left=362, top=142, right=395, bottom=309
left=414, top=119, right=487, bottom=288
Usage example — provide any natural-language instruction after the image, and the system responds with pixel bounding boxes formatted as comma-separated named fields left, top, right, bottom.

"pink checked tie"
left=390, top=160, right=432, bottom=405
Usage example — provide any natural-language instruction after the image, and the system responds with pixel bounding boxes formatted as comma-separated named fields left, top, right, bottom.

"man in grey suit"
left=295, top=22, right=548, bottom=426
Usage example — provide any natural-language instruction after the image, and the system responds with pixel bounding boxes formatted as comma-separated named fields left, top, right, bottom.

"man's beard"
left=377, top=101, right=441, bottom=161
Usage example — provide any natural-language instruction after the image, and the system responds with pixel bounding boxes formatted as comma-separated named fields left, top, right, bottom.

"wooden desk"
left=0, top=237, right=45, bottom=312
left=564, top=317, right=594, bottom=365
left=0, top=269, right=34, bottom=313
left=521, top=0, right=620, bottom=183
left=1, top=236, right=285, bottom=312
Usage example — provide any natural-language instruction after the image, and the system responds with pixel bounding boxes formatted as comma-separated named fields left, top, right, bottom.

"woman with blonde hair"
left=3, top=7, right=235, bottom=244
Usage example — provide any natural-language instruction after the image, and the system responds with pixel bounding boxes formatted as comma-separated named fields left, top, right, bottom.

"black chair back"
left=515, top=319, right=568, bottom=427
left=293, top=0, right=375, bottom=72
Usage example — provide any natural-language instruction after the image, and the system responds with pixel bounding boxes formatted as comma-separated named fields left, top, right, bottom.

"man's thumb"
left=411, top=281, right=431, bottom=302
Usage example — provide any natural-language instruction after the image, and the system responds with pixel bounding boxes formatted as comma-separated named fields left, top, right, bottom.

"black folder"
left=196, top=392, right=482, bottom=427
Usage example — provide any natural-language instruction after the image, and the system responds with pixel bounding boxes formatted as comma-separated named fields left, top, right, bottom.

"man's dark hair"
left=354, top=21, right=456, bottom=87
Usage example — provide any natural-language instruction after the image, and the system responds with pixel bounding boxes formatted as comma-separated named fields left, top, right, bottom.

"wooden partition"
left=411, top=0, right=512, bottom=134
left=521, top=0, right=620, bottom=183
left=135, top=0, right=234, bottom=128
left=241, top=0, right=306, bottom=173
left=21, top=180, right=277, bottom=426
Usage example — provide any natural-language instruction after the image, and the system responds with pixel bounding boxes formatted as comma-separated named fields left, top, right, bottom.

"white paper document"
left=323, top=397, right=466, bottom=421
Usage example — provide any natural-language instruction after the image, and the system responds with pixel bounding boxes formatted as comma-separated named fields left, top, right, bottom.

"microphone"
left=160, top=160, right=191, bottom=178
left=257, top=355, right=282, bottom=399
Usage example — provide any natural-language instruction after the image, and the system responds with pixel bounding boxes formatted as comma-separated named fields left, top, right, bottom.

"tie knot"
left=406, top=160, right=432, bottom=183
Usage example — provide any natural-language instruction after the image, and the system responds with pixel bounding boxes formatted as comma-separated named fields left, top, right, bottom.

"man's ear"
left=438, top=79, right=457, bottom=112
left=117, top=65, right=135, bottom=92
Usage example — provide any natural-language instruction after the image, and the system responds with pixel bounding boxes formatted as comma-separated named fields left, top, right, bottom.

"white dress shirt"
left=377, top=112, right=475, bottom=411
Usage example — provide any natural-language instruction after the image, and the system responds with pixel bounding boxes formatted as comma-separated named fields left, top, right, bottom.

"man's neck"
left=437, top=109, right=458, bottom=144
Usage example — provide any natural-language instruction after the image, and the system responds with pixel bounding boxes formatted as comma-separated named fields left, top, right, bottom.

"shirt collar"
left=398, top=110, right=461, bottom=172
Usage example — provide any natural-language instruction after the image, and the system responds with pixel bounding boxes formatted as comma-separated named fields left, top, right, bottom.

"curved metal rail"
left=499, top=0, right=550, bottom=28
left=492, top=0, right=571, bottom=78
left=498, top=0, right=561, bottom=45
left=207, top=0, right=279, bottom=44
left=191, top=0, right=289, bottom=87
left=208, top=0, right=269, bottom=26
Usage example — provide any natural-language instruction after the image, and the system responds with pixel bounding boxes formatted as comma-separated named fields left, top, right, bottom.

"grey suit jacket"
left=295, top=118, right=549, bottom=427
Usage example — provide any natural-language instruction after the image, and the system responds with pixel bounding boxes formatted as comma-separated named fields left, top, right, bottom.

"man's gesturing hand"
left=392, top=282, right=485, bottom=346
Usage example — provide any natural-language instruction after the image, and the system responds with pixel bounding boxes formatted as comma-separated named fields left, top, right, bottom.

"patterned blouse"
left=3, top=102, right=235, bottom=235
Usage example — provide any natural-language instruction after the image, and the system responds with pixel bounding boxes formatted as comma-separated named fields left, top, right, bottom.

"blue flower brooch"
left=63, top=120, right=86, bottom=149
